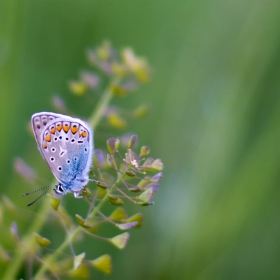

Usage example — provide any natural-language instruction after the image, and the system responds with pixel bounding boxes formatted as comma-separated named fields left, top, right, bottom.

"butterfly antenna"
left=26, top=189, right=53, bottom=207
left=22, top=184, right=55, bottom=196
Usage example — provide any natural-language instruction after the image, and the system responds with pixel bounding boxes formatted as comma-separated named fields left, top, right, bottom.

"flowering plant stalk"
left=3, top=42, right=163, bottom=279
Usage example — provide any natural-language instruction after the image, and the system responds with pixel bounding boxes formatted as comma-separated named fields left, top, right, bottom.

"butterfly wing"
left=31, top=112, right=93, bottom=185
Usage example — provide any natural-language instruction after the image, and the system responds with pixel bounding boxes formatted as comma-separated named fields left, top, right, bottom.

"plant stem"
left=3, top=79, right=117, bottom=280
left=34, top=164, right=127, bottom=279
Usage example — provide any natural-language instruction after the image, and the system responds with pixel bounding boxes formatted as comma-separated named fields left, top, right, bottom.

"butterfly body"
left=31, top=112, right=93, bottom=197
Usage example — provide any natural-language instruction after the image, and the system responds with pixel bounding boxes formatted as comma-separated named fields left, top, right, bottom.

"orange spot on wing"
left=43, top=142, right=47, bottom=149
left=71, top=125, right=78, bottom=134
left=63, top=124, right=69, bottom=133
left=57, top=124, right=62, bottom=131
left=80, top=131, right=87, bottom=138
left=45, top=134, right=51, bottom=142
left=50, top=127, right=56, bottom=134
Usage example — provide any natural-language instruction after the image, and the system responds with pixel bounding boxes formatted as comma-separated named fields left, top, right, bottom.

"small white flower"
left=131, top=159, right=138, bottom=168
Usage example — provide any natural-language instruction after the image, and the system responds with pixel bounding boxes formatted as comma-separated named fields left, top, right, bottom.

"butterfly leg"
left=74, top=192, right=83, bottom=198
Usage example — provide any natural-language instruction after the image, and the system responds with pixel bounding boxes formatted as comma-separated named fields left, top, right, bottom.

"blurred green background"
left=1, top=0, right=280, bottom=279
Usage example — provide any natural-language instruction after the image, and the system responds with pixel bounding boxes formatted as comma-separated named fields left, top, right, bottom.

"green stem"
left=3, top=79, right=117, bottom=280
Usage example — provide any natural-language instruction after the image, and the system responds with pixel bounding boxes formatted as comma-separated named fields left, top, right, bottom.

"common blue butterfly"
left=29, top=112, right=93, bottom=202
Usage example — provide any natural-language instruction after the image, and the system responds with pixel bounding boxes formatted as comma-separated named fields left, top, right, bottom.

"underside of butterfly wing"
left=31, top=112, right=93, bottom=187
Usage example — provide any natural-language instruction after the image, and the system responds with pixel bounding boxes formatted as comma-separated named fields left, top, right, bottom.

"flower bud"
left=74, top=252, right=86, bottom=270
left=110, top=232, right=130, bottom=249
left=108, top=194, right=124, bottom=205
left=49, top=194, right=60, bottom=211
left=116, top=221, right=138, bottom=230
left=140, top=146, right=150, bottom=156
left=76, top=214, right=92, bottom=229
left=10, top=222, right=19, bottom=240
left=125, top=213, right=143, bottom=227
left=125, top=170, right=136, bottom=177
left=80, top=71, right=99, bottom=89
left=128, top=134, right=138, bottom=149
left=108, top=113, right=126, bottom=129
left=143, top=183, right=159, bottom=192
left=68, top=80, right=87, bottom=96
left=115, top=137, right=120, bottom=151
left=133, top=104, right=149, bottom=118
left=150, top=172, right=163, bottom=182
left=95, top=181, right=108, bottom=189
left=151, top=159, right=164, bottom=171
left=90, top=254, right=112, bottom=274
left=137, top=187, right=154, bottom=203
left=34, top=232, right=51, bottom=247
left=107, top=138, right=117, bottom=154
left=109, top=207, right=127, bottom=221
left=142, top=157, right=154, bottom=166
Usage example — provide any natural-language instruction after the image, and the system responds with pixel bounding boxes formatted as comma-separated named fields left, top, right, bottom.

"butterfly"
left=24, top=112, right=93, bottom=205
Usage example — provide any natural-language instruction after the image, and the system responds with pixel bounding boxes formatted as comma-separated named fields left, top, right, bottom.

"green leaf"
left=109, top=207, right=127, bottom=221
left=76, top=214, right=92, bottom=229
left=74, top=252, right=86, bottom=270
left=34, top=232, right=51, bottom=247
left=108, top=194, right=124, bottom=205
left=110, top=232, right=130, bottom=249
left=90, top=254, right=112, bottom=274
left=126, top=213, right=143, bottom=227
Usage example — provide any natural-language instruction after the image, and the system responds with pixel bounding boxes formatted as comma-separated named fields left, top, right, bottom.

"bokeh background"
left=1, top=0, right=280, bottom=279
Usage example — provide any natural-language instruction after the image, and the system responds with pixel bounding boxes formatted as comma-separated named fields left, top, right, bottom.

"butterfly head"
left=54, top=183, right=66, bottom=196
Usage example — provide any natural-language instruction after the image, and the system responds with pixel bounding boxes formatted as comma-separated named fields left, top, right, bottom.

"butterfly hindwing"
left=31, top=112, right=93, bottom=186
